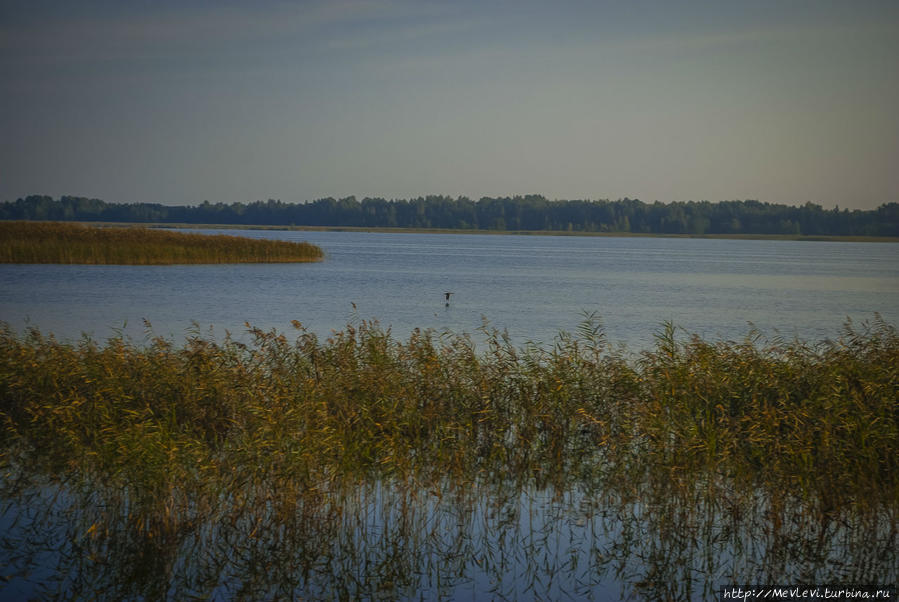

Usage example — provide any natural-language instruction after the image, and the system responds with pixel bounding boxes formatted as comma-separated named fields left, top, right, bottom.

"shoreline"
left=62, top=221, right=899, bottom=243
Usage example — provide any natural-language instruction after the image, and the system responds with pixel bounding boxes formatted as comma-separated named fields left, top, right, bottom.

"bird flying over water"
left=444, top=292, right=453, bottom=302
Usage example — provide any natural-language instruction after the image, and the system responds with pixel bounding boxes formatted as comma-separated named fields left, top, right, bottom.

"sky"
left=1, top=0, right=898, bottom=210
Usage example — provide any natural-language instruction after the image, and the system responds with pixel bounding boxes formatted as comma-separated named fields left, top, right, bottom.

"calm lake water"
left=1, top=231, right=898, bottom=600
left=1, top=231, right=897, bottom=349
left=3, top=473, right=894, bottom=601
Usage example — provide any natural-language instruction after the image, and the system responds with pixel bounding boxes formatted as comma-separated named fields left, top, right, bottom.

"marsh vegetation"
left=0, top=316, right=896, bottom=598
left=0, top=221, right=323, bottom=264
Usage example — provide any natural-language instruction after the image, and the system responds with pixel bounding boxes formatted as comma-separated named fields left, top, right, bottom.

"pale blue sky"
left=2, top=0, right=897, bottom=208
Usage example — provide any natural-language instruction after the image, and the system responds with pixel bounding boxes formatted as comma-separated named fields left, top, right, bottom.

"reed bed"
left=1, top=317, right=896, bottom=504
left=0, top=221, right=323, bottom=264
left=1, top=317, right=896, bottom=598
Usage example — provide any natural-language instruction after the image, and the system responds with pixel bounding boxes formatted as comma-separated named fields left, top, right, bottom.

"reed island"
left=0, top=221, right=324, bottom=264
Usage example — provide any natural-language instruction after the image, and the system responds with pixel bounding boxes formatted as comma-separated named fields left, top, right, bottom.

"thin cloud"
left=0, top=0, right=453, bottom=59
left=324, top=16, right=489, bottom=52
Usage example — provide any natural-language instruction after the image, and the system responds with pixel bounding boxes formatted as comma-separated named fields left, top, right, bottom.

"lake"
left=1, top=231, right=897, bottom=349
left=1, top=230, right=897, bottom=600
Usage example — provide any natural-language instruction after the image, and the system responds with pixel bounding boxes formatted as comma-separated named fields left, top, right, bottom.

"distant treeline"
left=3, top=194, right=898, bottom=236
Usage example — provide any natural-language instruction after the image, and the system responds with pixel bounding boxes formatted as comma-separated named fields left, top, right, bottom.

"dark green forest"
left=3, top=194, right=898, bottom=236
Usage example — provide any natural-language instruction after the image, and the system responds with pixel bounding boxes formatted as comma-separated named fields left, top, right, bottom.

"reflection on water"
left=2, top=470, right=894, bottom=600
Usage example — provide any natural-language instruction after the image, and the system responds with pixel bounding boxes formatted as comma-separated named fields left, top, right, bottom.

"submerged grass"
left=0, top=316, right=896, bottom=510
left=0, top=221, right=323, bottom=264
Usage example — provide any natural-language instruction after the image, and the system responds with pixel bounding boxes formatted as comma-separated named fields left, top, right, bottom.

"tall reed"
left=1, top=316, right=897, bottom=598
left=1, top=316, right=895, bottom=508
left=0, top=221, right=323, bottom=264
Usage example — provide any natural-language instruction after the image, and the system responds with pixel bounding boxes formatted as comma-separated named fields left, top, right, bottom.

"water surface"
left=1, top=231, right=897, bottom=600
left=1, top=231, right=897, bottom=348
